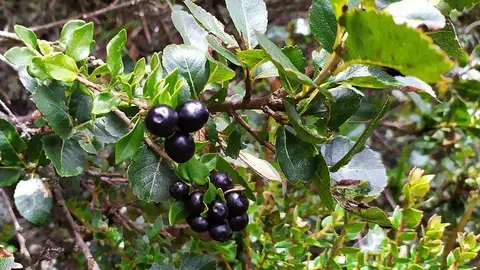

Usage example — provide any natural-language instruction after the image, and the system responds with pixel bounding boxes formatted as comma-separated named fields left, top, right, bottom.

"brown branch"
left=209, top=88, right=287, bottom=112
left=29, top=0, right=145, bottom=32
left=0, top=98, right=32, bottom=139
left=230, top=111, right=276, bottom=153
left=0, top=189, right=31, bottom=262
left=242, top=69, right=253, bottom=104
left=52, top=182, right=101, bottom=270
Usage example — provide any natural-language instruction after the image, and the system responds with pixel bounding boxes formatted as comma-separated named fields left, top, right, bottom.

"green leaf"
left=42, top=135, right=87, bottom=177
left=28, top=56, right=50, bottom=81
left=334, top=64, right=400, bottom=88
left=144, top=61, right=163, bottom=98
left=172, top=9, right=208, bottom=52
left=179, top=254, right=217, bottom=270
left=252, top=61, right=279, bottom=80
left=206, top=36, right=241, bottom=66
left=275, top=126, right=317, bottom=184
left=65, top=22, right=94, bottom=61
left=177, top=156, right=210, bottom=185
left=106, top=29, right=127, bottom=78
left=32, top=84, right=73, bottom=139
left=339, top=9, right=454, bottom=83
left=4, top=47, right=36, bottom=66
left=444, top=0, right=479, bottom=10
left=42, top=53, right=79, bottom=82
left=216, top=157, right=255, bottom=201
left=92, top=92, right=120, bottom=115
left=352, top=206, right=393, bottom=228
left=185, top=0, right=239, bottom=47
left=69, top=85, right=93, bottom=123
left=385, top=0, right=445, bottom=30
left=280, top=46, right=306, bottom=94
left=239, top=151, right=281, bottom=181
left=236, top=49, right=268, bottom=68
left=0, top=119, right=27, bottom=166
left=14, top=25, right=38, bottom=49
left=207, top=58, right=236, bottom=85
left=313, top=154, right=335, bottom=210
left=131, top=57, right=146, bottom=86
left=257, top=33, right=317, bottom=92
left=320, top=136, right=387, bottom=195
left=85, top=113, right=129, bottom=146
left=128, top=145, right=180, bottom=202
left=115, top=120, right=145, bottom=164
left=312, top=49, right=331, bottom=70
left=403, top=208, right=423, bottom=228
left=328, top=86, right=363, bottom=129
left=0, top=168, right=21, bottom=187
left=89, top=64, right=110, bottom=78
left=225, top=0, right=268, bottom=49
left=38, top=40, right=53, bottom=55
left=284, top=99, right=326, bottom=144
left=225, top=124, right=242, bottom=159
left=203, top=182, right=218, bottom=204
left=309, top=0, right=338, bottom=53
left=169, top=201, right=189, bottom=226
left=162, top=44, right=209, bottom=95
left=427, top=22, right=468, bottom=61
left=60, top=20, right=86, bottom=45
left=14, top=178, right=52, bottom=225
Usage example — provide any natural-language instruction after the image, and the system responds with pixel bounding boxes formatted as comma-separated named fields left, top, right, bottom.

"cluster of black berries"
left=169, top=171, right=250, bottom=242
left=145, top=100, right=209, bottom=163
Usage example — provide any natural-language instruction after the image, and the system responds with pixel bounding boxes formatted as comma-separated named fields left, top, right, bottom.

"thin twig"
left=0, top=189, right=31, bottom=262
left=0, top=98, right=31, bottom=139
left=230, top=111, right=276, bottom=153
left=0, top=30, right=20, bottom=41
left=52, top=182, right=101, bottom=270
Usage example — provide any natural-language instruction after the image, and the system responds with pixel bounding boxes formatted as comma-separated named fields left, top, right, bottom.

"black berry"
left=187, top=191, right=205, bottom=215
left=228, top=213, right=249, bottom=231
left=210, top=172, right=233, bottom=191
left=208, top=221, right=232, bottom=242
left=145, top=104, right=179, bottom=137
left=176, top=100, right=209, bottom=133
left=208, top=200, right=229, bottom=221
left=164, top=132, right=195, bottom=163
left=186, top=215, right=209, bottom=233
left=225, top=191, right=249, bottom=215
left=168, top=181, right=189, bottom=200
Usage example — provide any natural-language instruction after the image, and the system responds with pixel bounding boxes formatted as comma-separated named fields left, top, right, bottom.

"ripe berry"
left=176, top=100, right=209, bottom=133
left=225, top=191, right=249, bottom=215
left=210, top=172, right=233, bottom=191
left=208, top=200, right=229, bottom=221
left=187, top=191, right=205, bottom=214
left=228, top=213, right=249, bottom=231
left=145, top=104, right=179, bottom=137
left=209, top=221, right=233, bottom=242
left=169, top=181, right=189, bottom=200
left=186, top=215, right=209, bottom=233
left=164, top=132, right=195, bottom=163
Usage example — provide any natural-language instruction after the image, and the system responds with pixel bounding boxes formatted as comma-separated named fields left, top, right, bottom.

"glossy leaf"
left=280, top=45, right=306, bottom=94
left=385, top=0, right=445, bottom=30
left=60, top=20, right=86, bottom=45
left=14, top=178, right=52, bottom=225
left=206, top=36, right=241, bottom=66
left=169, top=201, right=189, bottom=226
left=42, top=53, right=79, bottom=82
left=172, top=9, right=209, bottom=52
left=352, top=207, right=393, bottom=228
left=128, top=145, right=180, bottom=202
left=314, top=154, right=335, bottom=210
left=115, top=120, right=145, bottom=164
left=14, top=25, right=38, bottom=49
left=225, top=124, right=242, bottom=159
left=207, top=58, right=236, bottom=85
left=179, top=254, right=217, bottom=270
left=236, top=49, right=268, bottom=68
left=177, top=156, right=210, bottom=185
left=92, top=92, right=120, bottom=115
left=239, top=151, right=281, bottom=181
left=4, top=47, right=36, bottom=66
left=42, top=135, right=87, bottom=177
left=0, top=168, right=21, bottom=187
left=225, top=0, right=268, bottom=49
left=334, top=64, right=400, bottom=89
left=65, top=22, right=94, bottom=61
left=106, top=29, right=127, bottom=78
left=284, top=99, right=326, bottom=144
left=427, top=22, right=468, bottom=61
left=131, top=57, right=146, bottom=85
left=0, top=119, right=27, bottom=166
left=328, top=86, right=363, bottom=128
left=444, top=0, right=479, bottom=10
left=309, top=0, right=337, bottom=53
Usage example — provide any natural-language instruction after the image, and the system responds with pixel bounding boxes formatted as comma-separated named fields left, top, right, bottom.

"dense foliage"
left=0, top=0, right=479, bottom=269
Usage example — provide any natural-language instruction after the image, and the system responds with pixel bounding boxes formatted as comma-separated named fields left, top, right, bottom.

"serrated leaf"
left=284, top=99, right=326, bottom=144
left=177, top=156, right=210, bottom=185
left=309, top=0, right=337, bottom=53
left=42, top=135, right=87, bottom=177
left=115, top=120, right=144, bottom=164
left=14, top=178, right=52, bottom=225
left=339, top=9, right=453, bottom=83
left=92, top=92, right=120, bottom=115
left=239, top=151, right=281, bottom=181
left=385, top=0, right=445, bottom=30
left=0, top=168, right=21, bottom=187
left=206, top=36, right=241, bottom=66
left=32, top=84, right=73, bottom=139
left=42, top=53, right=79, bottom=82
left=207, top=58, right=236, bottom=85
left=320, top=136, right=387, bottom=195
left=185, top=1, right=239, bottom=47
left=328, top=86, right=363, bottom=128
left=312, top=49, right=331, bottom=70
left=216, top=157, right=255, bottom=201
left=352, top=206, right=392, bottom=228
left=128, top=145, right=180, bottom=202
left=85, top=113, right=129, bottom=146
left=4, top=47, right=36, bottom=66
left=60, top=20, right=86, bottom=45
left=179, top=254, right=217, bottom=270
left=427, top=22, right=468, bottom=61
left=14, top=25, right=38, bottom=49
left=106, top=29, right=127, bottom=78
left=252, top=61, right=278, bottom=80
left=275, top=127, right=317, bottom=184
left=334, top=64, right=400, bottom=88
left=168, top=201, right=188, bottom=226
left=225, top=0, right=268, bottom=49
left=172, top=9, right=208, bottom=53
left=66, top=22, right=94, bottom=61
left=162, top=44, right=209, bottom=95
